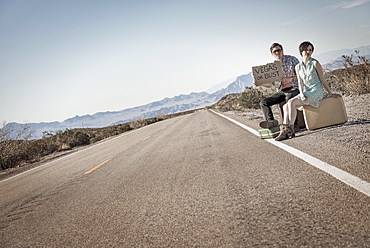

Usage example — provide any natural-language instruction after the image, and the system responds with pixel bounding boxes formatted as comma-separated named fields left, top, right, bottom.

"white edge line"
left=210, top=110, right=370, bottom=197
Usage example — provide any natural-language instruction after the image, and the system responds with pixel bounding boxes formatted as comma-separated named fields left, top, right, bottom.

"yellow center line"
left=142, top=136, right=151, bottom=141
left=85, top=159, right=112, bottom=175
left=161, top=126, right=167, bottom=130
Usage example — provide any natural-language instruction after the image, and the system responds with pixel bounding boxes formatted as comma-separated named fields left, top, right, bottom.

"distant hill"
left=322, top=54, right=370, bottom=71
left=5, top=74, right=254, bottom=139
left=316, top=45, right=370, bottom=70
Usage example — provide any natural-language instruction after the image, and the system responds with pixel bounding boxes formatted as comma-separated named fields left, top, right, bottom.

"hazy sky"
left=1, top=0, right=370, bottom=123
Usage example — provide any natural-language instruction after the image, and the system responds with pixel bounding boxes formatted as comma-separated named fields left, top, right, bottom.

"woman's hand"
left=300, top=93, right=307, bottom=101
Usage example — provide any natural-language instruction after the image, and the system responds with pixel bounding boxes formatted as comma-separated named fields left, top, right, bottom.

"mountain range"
left=315, top=45, right=370, bottom=64
left=316, top=45, right=370, bottom=70
left=6, top=45, right=370, bottom=139
left=7, top=74, right=253, bottom=139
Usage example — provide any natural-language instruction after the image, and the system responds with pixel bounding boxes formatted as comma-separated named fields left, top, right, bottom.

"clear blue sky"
left=1, top=0, right=370, bottom=123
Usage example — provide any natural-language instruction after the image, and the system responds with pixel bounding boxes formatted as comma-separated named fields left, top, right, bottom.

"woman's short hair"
left=270, top=43, right=283, bottom=53
left=299, top=41, right=314, bottom=56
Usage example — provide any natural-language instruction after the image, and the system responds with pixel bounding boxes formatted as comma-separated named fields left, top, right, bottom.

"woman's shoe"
left=294, top=125, right=300, bottom=133
left=288, top=124, right=296, bottom=138
left=275, top=124, right=292, bottom=141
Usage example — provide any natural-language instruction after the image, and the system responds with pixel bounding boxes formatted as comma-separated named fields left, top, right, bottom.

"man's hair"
left=270, top=43, right=283, bottom=53
left=299, top=41, right=314, bottom=56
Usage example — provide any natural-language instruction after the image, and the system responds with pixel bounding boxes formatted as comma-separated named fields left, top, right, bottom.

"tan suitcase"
left=303, top=95, right=347, bottom=130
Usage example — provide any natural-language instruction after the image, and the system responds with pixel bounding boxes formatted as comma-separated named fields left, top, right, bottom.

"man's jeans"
left=260, top=88, right=300, bottom=121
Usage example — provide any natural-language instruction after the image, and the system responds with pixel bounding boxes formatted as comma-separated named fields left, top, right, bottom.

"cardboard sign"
left=252, top=60, right=283, bottom=85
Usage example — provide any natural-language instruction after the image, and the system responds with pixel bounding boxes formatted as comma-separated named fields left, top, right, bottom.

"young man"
left=255, top=43, right=300, bottom=128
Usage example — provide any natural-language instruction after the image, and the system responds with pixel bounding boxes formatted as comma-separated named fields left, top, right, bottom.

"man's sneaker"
left=259, top=120, right=278, bottom=128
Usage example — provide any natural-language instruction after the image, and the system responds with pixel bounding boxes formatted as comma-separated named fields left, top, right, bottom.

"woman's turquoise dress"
left=296, top=58, right=324, bottom=108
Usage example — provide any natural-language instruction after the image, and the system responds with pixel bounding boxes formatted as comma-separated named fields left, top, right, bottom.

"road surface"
left=1, top=110, right=369, bottom=247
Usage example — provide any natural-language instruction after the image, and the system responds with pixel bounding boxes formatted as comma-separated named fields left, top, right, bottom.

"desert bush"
left=0, top=125, right=93, bottom=169
left=326, top=50, right=370, bottom=95
left=65, top=130, right=90, bottom=148
left=239, top=86, right=274, bottom=109
left=325, top=70, right=347, bottom=94
left=25, top=139, right=57, bottom=159
left=0, top=122, right=34, bottom=169
left=155, top=113, right=168, bottom=122
left=129, top=117, right=147, bottom=129
left=341, top=51, right=370, bottom=94
left=44, top=129, right=91, bottom=149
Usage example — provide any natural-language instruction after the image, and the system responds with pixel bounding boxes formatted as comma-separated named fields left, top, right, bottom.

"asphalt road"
left=1, top=110, right=369, bottom=247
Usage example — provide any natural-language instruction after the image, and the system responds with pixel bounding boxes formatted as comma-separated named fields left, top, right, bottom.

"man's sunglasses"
left=272, top=49, right=282, bottom=54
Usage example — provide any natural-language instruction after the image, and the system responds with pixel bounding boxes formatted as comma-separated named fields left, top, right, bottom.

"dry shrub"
left=326, top=50, right=370, bottom=95
left=129, top=117, right=147, bottom=129
left=0, top=122, right=34, bottom=169
left=239, top=86, right=275, bottom=109
left=341, top=51, right=370, bottom=94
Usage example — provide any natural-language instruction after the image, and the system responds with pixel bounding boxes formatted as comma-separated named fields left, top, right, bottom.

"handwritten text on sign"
left=252, top=61, right=283, bottom=85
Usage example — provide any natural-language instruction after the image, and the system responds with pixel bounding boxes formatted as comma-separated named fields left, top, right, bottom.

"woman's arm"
left=314, top=60, right=334, bottom=95
left=295, top=64, right=307, bottom=101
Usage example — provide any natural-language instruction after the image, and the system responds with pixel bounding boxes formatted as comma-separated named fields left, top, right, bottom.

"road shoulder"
left=211, top=96, right=370, bottom=183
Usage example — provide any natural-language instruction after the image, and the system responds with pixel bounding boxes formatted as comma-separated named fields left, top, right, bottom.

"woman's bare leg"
left=283, top=104, right=290, bottom=124
left=287, top=98, right=303, bottom=125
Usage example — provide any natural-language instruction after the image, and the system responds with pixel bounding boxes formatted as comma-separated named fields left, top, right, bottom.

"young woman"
left=275, top=41, right=336, bottom=141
